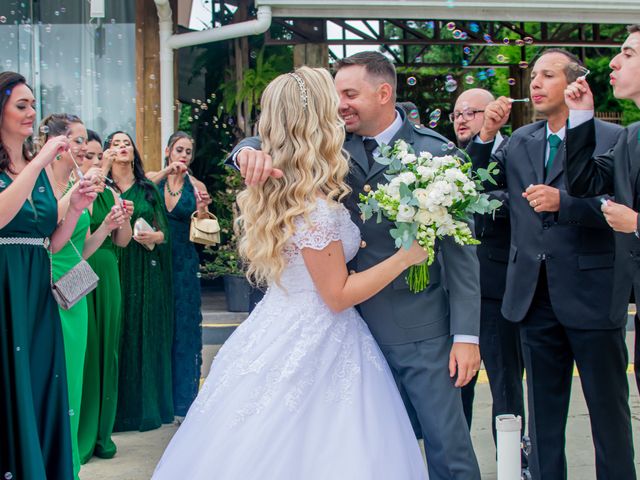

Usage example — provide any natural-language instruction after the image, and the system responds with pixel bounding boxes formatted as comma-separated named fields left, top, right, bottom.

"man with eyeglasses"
left=451, top=89, right=525, bottom=451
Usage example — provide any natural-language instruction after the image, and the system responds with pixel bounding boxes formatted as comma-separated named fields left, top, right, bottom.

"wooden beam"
left=136, top=0, right=178, bottom=172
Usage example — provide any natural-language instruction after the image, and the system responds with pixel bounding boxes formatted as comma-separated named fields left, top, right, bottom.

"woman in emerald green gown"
left=77, top=130, right=134, bottom=462
left=40, top=116, right=132, bottom=478
left=0, top=72, right=97, bottom=479
left=106, top=131, right=175, bottom=432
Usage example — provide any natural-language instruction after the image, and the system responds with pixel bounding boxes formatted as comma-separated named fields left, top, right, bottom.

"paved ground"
left=78, top=290, right=640, bottom=479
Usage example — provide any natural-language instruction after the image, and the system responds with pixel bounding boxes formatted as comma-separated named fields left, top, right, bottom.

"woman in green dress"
left=147, top=132, right=212, bottom=418
left=107, top=131, right=175, bottom=432
left=39, top=116, right=132, bottom=478
left=77, top=129, right=134, bottom=462
left=0, top=72, right=97, bottom=479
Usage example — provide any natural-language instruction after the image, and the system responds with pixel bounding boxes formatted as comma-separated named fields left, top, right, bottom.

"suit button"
left=360, top=240, right=367, bottom=248
left=349, top=269, right=356, bottom=275
left=543, top=222, right=550, bottom=230
left=363, top=184, right=371, bottom=193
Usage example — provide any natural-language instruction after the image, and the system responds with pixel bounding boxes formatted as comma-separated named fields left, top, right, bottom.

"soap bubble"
left=469, top=22, right=480, bottom=33
left=441, top=141, right=456, bottom=151
left=515, top=39, right=525, bottom=47
left=0, top=16, right=6, bottom=24
left=483, top=33, right=492, bottom=43
left=428, top=120, right=438, bottom=128
left=518, top=61, right=529, bottom=69
left=460, top=32, right=468, bottom=40
left=497, top=54, right=507, bottom=63
left=503, top=38, right=510, bottom=45
left=463, top=46, right=471, bottom=55
left=4, top=472, right=13, bottom=480
left=507, top=78, right=516, bottom=86
left=445, top=78, right=458, bottom=93
left=452, top=30, right=462, bottom=39
left=408, top=109, right=420, bottom=120
left=406, top=76, right=417, bottom=86
left=464, top=75, right=475, bottom=85
left=461, top=60, right=469, bottom=67
left=486, top=68, right=496, bottom=77
left=40, top=125, right=49, bottom=134
left=524, top=36, right=534, bottom=45
left=446, top=22, right=456, bottom=31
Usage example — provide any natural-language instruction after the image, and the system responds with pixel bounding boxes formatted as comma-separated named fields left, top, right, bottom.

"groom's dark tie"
left=363, top=138, right=378, bottom=170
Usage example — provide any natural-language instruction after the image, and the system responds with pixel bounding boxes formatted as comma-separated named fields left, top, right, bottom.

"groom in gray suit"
left=230, top=52, right=482, bottom=479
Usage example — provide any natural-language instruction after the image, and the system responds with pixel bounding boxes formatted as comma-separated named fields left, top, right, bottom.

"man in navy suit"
left=468, top=49, right=634, bottom=480
left=564, top=24, right=640, bottom=395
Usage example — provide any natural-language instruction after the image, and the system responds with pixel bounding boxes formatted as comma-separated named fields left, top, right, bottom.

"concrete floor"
left=80, top=334, right=640, bottom=480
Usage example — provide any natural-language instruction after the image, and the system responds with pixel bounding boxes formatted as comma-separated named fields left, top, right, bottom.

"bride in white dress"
left=153, top=67, right=429, bottom=480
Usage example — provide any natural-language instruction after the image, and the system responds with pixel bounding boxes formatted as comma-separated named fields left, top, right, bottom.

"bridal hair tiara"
left=288, top=72, right=308, bottom=110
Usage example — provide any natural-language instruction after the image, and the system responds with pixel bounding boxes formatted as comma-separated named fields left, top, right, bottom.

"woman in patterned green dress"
left=106, top=131, right=174, bottom=432
left=0, top=72, right=96, bottom=479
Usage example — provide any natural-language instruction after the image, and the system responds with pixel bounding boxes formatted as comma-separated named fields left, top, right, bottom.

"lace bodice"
left=277, top=198, right=360, bottom=293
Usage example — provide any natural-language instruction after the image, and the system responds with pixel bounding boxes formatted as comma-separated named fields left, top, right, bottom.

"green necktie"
left=546, top=134, right=562, bottom=176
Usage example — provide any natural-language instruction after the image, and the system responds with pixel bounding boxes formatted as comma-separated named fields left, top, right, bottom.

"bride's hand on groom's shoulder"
left=449, top=343, right=481, bottom=388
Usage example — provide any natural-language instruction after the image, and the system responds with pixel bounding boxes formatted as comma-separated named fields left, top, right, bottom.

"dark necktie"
left=546, top=134, right=562, bottom=177
left=363, top=138, right=378, bottom=170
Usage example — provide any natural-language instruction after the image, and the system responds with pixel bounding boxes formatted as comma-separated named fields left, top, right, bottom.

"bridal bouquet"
left=359, top=139, right=502, bottom=293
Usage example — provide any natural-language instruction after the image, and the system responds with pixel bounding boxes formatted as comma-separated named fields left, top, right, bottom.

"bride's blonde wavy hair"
left=237, top=66, right=351, bottom=287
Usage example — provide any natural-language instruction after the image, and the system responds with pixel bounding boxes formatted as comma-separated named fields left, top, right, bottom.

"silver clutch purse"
left=50, top=240, right=99, bottom=310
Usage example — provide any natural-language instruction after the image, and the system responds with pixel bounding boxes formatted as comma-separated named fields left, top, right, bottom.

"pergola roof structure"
left=254, top=0, right=640, bottom=23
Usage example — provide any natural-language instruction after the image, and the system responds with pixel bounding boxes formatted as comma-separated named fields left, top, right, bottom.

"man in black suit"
left=453, top=89, right=525, bottom=444
left=468, top=49, right=635, bottom=479
left=564, top=24, right=640, bottom=394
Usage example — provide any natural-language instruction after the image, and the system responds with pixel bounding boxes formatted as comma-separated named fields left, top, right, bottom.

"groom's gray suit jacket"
left=228, top=111, right=481, bottom=346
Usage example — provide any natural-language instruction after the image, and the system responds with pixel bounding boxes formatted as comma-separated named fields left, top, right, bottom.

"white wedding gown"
left=153, top=198, right=428, bottom=480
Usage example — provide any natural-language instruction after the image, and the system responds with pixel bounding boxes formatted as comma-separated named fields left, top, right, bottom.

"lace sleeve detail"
left=291, top=201, right=341, bottom=251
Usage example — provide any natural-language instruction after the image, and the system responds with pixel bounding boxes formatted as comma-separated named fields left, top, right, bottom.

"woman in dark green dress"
left=0, top=72, right=96, bottom=479
left=147, top=132, right=212, bottom=418
left=106, top=131, right=175, bottom=432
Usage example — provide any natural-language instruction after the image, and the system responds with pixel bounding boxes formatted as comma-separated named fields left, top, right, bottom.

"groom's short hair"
left=335, top=51, right=397, bottom=97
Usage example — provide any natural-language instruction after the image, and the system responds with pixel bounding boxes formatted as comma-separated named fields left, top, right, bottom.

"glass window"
left=0, top=1, right=136, bottom=140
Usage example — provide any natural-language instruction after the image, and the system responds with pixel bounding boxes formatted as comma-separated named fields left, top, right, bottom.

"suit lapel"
left=344, top=134, right=369, bottom=175
left=545, top=138, right=565, bottom=185
left=524, top=126, right=546, bottom=186
left=366, top=119, right=416, bottom=181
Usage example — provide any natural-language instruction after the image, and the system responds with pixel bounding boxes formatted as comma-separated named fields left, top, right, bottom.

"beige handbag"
left=50, top=240, right=100, bottom=310
left=189, top=211, right=220, bottom=246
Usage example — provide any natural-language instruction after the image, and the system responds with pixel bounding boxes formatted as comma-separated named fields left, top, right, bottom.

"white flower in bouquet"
left=397, top=204, right=416, bottom=223
left=359, top=139, right=502, bottom=292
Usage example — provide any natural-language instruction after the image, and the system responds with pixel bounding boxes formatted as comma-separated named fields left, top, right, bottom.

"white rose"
left=397, top=171, right=417, bottom=186
left=429, top=206, right=449, bottom=224
left=413, top=188, right=430, bottom=209
left=395, top=140, right=409, bottom=154
left=396, top=204, right=416, bottom=223
left=414, top=208, right=433, bottom=225
left=416, top=165, right=436, bottom=180
left=436, top=215, right=457, bottom=235
left=401, top=153, right=417, bottom=165
left=386, top=178, right=402, bottom=198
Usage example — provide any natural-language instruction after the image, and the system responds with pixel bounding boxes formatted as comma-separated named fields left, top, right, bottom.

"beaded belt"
left=0, top=237, right=50, bottom=248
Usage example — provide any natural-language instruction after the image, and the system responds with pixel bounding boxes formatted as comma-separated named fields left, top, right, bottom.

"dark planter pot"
left=223, top=274, right=251, bottom=312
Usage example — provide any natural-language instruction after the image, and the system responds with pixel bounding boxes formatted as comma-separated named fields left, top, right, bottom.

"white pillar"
left=496, top=414, right=522, bottom=480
